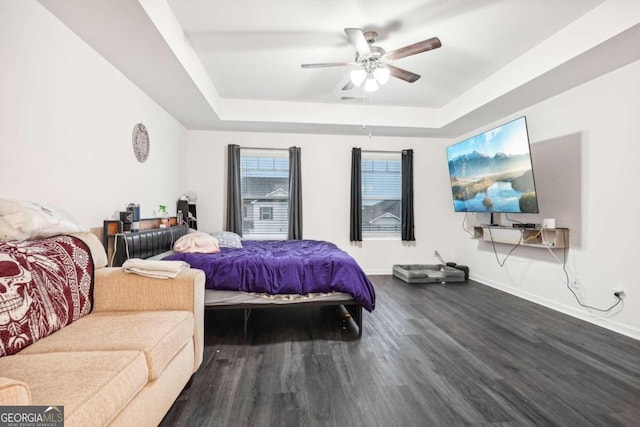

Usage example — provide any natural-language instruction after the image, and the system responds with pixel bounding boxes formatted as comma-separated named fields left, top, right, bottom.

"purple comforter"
left=165, top=240, right=375, bottom=312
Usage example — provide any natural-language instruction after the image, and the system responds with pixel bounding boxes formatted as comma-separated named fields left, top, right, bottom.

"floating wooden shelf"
left=473, top=226, right=569, bottom=249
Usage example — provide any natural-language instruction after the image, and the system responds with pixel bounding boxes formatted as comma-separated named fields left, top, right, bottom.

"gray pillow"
left=210, top=231, right=243, bottom=248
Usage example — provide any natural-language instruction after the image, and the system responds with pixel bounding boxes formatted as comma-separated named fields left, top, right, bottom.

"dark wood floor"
left=161, top=276, right=640, bottom=426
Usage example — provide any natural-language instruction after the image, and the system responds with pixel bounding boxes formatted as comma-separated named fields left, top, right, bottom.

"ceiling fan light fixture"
left=364, top=75, right=379, bottom=92
left=350, top=69, right=367, bottom=87
left=301, top=27, right=439, bottom=91
left=374, top=66, right=390, bottom=85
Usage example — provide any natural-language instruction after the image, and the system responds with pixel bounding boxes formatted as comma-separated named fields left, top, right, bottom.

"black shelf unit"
left=177, top=200, right=197, bottom=230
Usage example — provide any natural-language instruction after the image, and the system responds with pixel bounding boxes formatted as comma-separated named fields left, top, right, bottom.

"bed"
left=113, top=226, right=374, bottom=337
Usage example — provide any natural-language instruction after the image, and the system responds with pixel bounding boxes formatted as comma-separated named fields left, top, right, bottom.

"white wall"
left=184, top=131, right=460, bottom=273
left=453, top=59, right=640, bottom=339
left=0, top=1, right=186, bottom=230
left=185, top=61, right=640, bottom=340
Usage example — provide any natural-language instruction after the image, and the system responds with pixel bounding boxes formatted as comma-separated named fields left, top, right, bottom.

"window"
left=361, top=152, right=401, bottom=238
left=240, top=149, right=289, bottom=239
left=260, top=206, right=273, bottom=220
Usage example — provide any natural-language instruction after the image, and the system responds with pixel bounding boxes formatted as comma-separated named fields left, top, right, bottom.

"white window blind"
left=240, top=149, right=289, bottom=239
left=361, top=151, right=401, bottom=238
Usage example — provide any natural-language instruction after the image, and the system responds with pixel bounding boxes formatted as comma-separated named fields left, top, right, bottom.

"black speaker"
left=119, top=211, right=132, bottom=231
left=126, top=203, right=140, bottom=232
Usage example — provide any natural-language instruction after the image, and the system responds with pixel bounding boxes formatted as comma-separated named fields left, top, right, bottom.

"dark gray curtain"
left=288, top=146, right=303, bottom=240
left=226, top=144, right=242, bottom=235
left=401, top=149, right=415, bottom=241
left=350, top=147, right=362, bottom=241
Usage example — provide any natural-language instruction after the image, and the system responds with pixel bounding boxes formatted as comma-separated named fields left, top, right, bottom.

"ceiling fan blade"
left=344, top=28, right=371, bottom=57
left=388, top=64, right=421, bottom=83
left=342, top=80, right=355, bottom=91
left=301, top=62, right=351, bottom=68
left=385, top=37, right=441, bottom=61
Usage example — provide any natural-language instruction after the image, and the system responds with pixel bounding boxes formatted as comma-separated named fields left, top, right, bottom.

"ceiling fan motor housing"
left=363, top=31, right=378, bottom=44
left=356, top=46, right=385, bottom=66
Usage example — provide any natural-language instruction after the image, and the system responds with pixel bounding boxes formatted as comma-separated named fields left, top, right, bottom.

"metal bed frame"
left=213, top=300, right=363, bottom=338
left=113, top=226, right=364, bottom=338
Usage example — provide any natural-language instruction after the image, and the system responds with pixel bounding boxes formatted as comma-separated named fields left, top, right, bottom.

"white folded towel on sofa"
left=122, top=258, right=190, bottom=279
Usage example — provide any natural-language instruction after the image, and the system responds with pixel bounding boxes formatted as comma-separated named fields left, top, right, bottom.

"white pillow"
left=174, top=232, right=220, bottom=254
left=0, top=198, right=85, bottom=242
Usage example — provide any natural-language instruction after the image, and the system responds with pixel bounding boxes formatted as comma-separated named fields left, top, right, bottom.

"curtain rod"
left=361, top=149, right=403, bottom=154
left=239, top=147, right=402, bottom=153
left=240, top=146, right=289, bottom=151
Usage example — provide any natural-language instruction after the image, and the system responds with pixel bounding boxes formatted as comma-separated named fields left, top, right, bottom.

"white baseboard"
left=471, top=274, right=640, bottom=341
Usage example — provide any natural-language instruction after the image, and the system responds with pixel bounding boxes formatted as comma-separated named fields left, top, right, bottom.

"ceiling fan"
left=301, top=28, right=441, bottom=92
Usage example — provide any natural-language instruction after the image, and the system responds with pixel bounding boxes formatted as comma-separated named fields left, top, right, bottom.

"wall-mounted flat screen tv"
left=446, top=116, right=539, bottom=213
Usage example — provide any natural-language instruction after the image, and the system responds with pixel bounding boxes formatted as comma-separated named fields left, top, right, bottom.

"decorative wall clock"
left=132, top=123, right=150, bottom=163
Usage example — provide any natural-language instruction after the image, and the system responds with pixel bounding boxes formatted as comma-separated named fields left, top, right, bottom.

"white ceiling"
left=169, top=0, right=601, bottom=108
left=38, top=0, right=640, bottom=137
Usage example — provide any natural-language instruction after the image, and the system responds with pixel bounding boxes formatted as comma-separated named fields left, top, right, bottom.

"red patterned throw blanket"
left=0, top=235, right=94, bottom=356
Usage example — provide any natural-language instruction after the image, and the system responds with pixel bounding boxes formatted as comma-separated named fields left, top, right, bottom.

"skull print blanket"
left=0, top=235, right=94, bottom=356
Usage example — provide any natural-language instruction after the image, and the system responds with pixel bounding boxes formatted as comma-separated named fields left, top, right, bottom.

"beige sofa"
left=0, top=233, right=205, bottom=426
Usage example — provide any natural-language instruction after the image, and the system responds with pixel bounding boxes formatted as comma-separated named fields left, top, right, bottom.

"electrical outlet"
left=612, top=288, right=625, bottom=298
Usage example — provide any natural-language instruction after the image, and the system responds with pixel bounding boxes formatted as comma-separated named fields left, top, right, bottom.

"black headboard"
left=113, top=224, right=189, bottom=267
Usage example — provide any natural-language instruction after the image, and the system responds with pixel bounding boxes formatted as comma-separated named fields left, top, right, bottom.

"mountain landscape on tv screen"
left=448, top=150, right=538, bottom=213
